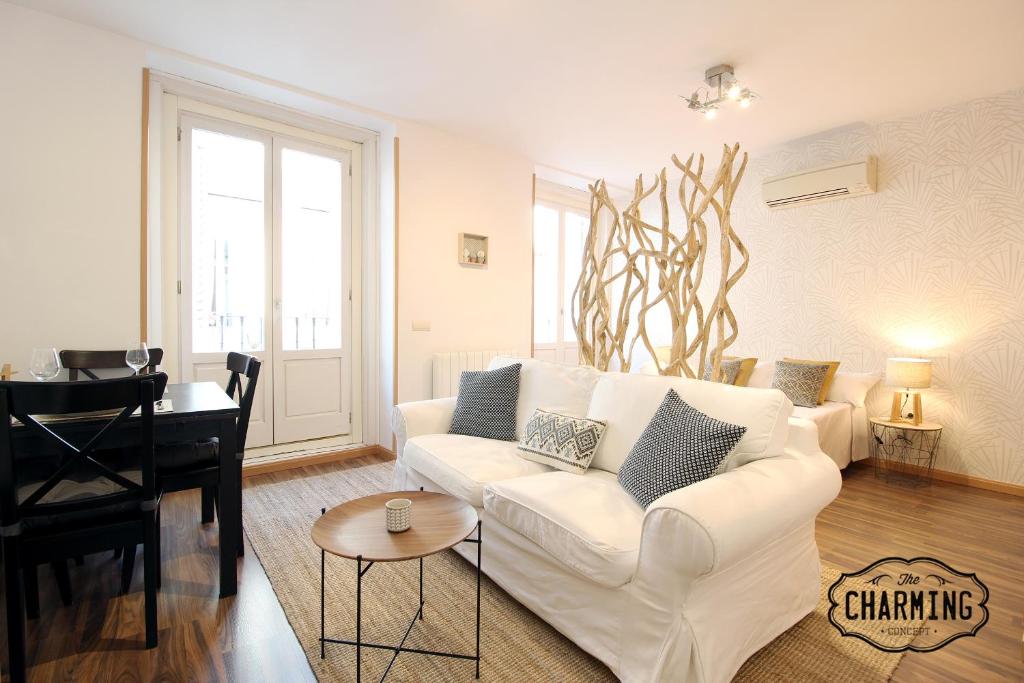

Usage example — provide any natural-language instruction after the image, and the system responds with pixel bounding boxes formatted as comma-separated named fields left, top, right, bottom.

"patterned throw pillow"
left=518, top=409, right=607, bottom=474
left=702, top=358, right=743, bottom=384
left=782, top=357, right=841, bottom=404
left=617, top=390, right=747, bottom=508
left=771, top=360, right=830, bottom=408
left=448, top=363, right=521, bottom=441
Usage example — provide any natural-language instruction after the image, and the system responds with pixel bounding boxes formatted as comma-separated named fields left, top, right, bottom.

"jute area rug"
left=244, top=459, right=911, bottom=682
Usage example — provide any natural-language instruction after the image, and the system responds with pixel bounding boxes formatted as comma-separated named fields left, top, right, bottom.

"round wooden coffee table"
left=312, top=490, right=482, bottom=681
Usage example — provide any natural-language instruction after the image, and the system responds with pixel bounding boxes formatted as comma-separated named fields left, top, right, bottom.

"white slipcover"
left=586, top=372, right=792, bottom=474
left=403, top=433, right=550, bottom=507
left=391, top=359, right=842, bottom=682
left=487, top=356, right=601, bottom=438
left=483, top=469, right=643, bottom=589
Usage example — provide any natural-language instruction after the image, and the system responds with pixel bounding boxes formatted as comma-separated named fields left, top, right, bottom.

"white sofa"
left=391, top=357, right=841, bottom=683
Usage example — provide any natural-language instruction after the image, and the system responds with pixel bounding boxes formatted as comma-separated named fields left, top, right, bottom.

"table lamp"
left=885, top=357, right=932, bottom=425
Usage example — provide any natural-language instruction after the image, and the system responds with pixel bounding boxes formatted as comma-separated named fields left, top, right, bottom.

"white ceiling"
left=14, top=0, right=1024, bottom=184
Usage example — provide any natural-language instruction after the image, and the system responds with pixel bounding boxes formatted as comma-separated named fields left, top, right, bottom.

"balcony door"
left=179, top=111, right=358, bottom=447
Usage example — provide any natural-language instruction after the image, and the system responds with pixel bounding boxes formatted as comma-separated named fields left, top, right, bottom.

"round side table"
left=869, top=417, right=942, bottom=486
left=312, top=490, right=482, bottom=681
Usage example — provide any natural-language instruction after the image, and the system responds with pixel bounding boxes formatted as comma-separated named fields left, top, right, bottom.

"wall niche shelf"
left=458, top=232, right=489, bottom=268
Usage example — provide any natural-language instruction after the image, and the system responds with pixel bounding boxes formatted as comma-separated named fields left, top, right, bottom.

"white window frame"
left=533, top=181, right=590, bottom=365
left=148, top=72, right=380, bottom=458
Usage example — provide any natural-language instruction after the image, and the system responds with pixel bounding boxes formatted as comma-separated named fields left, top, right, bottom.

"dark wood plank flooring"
left=2, top=455, right=1021, bottom=681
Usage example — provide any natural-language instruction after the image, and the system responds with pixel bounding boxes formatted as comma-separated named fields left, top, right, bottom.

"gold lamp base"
left=889, top=391, right=924, bottom=425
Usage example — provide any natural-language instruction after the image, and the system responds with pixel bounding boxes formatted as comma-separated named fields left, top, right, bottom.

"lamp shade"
left=885, top=357, right=932, bottom=389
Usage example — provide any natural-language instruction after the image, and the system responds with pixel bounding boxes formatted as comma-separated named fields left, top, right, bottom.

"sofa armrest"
left=637, top=420, right=841, bottom=578
left=391, top=397, right=457, bottom=459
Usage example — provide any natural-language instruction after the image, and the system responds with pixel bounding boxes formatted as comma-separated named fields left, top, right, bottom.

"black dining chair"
left=0, top=374, right=166, bottom=682
left=60, top=348, right=164, bottom=381
left=118, top=352, right=260, bottom=590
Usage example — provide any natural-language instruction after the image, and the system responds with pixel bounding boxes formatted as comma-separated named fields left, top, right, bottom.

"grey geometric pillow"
left=449, top=363, right=521, bottom=441
left=771, top=360, right=829, bottom=408
left=518, top=409, right=607, bottom=474
left=618, top=389, right=747, bottom=508
left=702, top=358, right=743, bottom=384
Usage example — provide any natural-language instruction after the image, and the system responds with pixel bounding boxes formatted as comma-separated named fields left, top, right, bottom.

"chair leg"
left=236, top=463, right=244, bottom=558
left=201, top=486, right=215, bottom=524
left=3, top=537, right=27, bottom=683
left=51, top=560, right=73, bottom=607
left=22, top=562, right=39, bottom=620
left=120, top=545, right=137, bottom=595
left=156, top=508, right=162, bottom=590
left=143, top=513, right=159, bottom=649
left=113, top=547, right=123, bottom=560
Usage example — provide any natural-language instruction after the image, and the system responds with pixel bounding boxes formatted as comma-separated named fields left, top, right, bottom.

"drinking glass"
left=126, top=343, right=150, bottom=376
left=29, top=347, right=61, bottom=381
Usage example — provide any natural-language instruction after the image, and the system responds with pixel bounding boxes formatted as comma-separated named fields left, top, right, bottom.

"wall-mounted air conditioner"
left=762, top=156, right=877, bottom=209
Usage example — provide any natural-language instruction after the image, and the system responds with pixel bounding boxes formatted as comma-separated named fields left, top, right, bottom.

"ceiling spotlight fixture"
left=683, top=64, right=757, bottom=119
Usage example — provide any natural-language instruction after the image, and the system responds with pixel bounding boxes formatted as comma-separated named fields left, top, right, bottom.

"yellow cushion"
left=782, top=358, right=840, bottom=404
left=724, top=356, right=758, bottom=386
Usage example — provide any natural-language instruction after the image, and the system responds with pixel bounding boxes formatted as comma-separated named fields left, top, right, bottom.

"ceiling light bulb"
left=704, top=107, right=718, bottom=120
left=726, top=82, right=742, bottom=100
left=739, top=95, right=752, bottom=108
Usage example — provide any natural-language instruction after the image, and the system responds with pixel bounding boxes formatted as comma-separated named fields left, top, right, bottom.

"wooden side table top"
left=870, top=417, right=942, bottom=431
left=312, top=490, right=478, bottom=562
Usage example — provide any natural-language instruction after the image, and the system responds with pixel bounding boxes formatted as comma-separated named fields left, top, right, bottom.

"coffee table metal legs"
left=476, top=520, right=481, bottom=679
left=319, top=519, right=483, bottom=681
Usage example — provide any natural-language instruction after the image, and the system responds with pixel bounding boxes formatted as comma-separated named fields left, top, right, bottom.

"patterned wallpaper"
left=721, top=88, right=1024, bottom=485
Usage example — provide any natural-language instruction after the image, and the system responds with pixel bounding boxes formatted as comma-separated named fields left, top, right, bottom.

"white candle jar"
left=385, top=498, right=412, bottom=533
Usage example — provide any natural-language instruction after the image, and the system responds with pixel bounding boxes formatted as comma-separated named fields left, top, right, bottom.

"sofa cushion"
left=403, top=434, right=551, bottom=507
left=483, top=470, right=643, bottom=588
left=617, top=390, right=746, bottom=508
left=586, top=373, right=792, bottom=474
left=488, top=356, right=601, bottom=439
left=449, top=363, right=521, bottom=441
left=518, top=409, right=607, bottom=474
left=771, top=360, right=830, bottom=408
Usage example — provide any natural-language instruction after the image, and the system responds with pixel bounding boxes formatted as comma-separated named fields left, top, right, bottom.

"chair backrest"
left=225, top=352, right=262, bottom=455
left=60, top=348, right=165, bottom=381
left=0, top=374, right=168, bottom=532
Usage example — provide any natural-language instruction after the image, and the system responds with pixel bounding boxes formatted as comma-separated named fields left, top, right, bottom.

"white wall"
left=0, top=4, right=146, bottom=372
left=604, top=89, right=1024, bottom=486
left=0, top=3, right=534, bottom=443
left=722, top=89, right=1024, bottom=486
left=396, top=121, right=533, bottom=402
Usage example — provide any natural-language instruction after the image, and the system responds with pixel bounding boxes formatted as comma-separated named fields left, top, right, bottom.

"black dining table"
left=10, top=382, right=241, bottom=597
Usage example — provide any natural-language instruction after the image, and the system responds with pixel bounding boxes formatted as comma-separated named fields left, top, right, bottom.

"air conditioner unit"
left=762, top=156, right=877, bottom=209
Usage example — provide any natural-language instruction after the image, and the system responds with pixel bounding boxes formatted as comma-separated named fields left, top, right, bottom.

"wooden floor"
left=818, top=464, right=1024, bottom=682
left=2, top=455, right=1021, bottom=681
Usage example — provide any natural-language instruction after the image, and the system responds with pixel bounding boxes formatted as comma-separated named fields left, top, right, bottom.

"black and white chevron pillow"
left=448, top=363, right=521, bottom=441
left=618, top=389, right=746, bottom=508
left=518, top=409, right=607, bottom=474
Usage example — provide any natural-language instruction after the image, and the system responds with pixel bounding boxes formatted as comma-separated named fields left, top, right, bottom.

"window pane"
left=191, top=128, right=266, bottom=353
left=533, top=205, right=559, bottom=345
left=281, top=148, right=344, bottom=351
left=563, top=211, right=588, bottom=341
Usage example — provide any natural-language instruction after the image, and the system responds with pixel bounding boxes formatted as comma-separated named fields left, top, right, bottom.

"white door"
left=271, top=139, right=352, bottom=443
left=180, top=115, right=274, bottom=447
left=533, top=203, right=588, bottom=365
left=179, top=112, right=357, bottom=447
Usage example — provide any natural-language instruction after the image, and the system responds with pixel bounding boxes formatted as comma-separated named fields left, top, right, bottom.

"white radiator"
left=432, top=350, right=518, bottom=398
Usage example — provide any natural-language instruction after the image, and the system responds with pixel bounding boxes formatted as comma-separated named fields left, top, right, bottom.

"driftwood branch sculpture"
left=572, top=143, right=749, bottom=380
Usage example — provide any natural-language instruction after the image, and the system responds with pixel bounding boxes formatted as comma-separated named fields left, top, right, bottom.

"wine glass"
left=126, top=343, right=150, bottom=376
left=29, top=347, right=61, bottom=382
